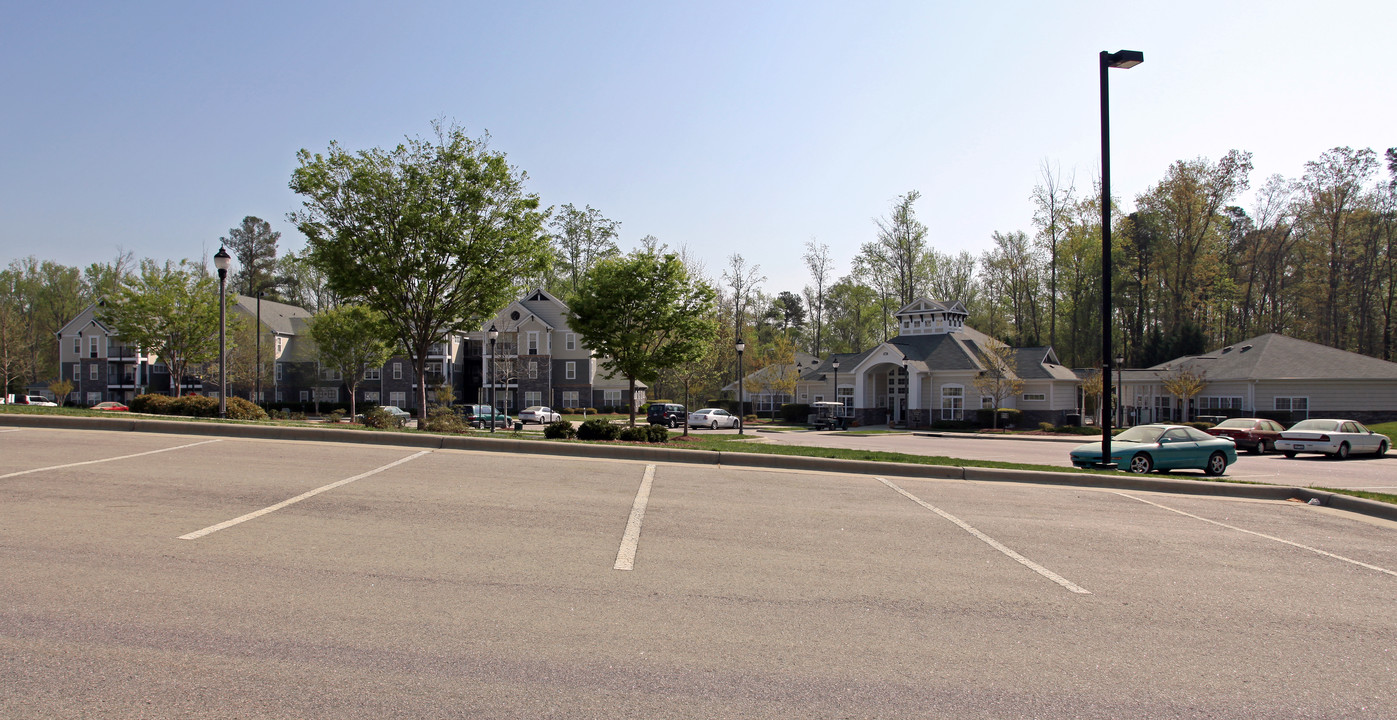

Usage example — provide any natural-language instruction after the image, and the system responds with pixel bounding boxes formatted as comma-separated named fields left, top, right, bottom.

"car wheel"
left=1249, top=442, right=1265, bottom=455
left=1127, top=453, right=1153, bottom=474
left=1204, top=451, right=1228, bottom=476
left=1377, top=440, right=1389, bottom=456
left=1283, top=451, right=1297, bottom=458
left=1333, top=442, right=1350, bottom=460
left=669, top=418, right=677, bottom=428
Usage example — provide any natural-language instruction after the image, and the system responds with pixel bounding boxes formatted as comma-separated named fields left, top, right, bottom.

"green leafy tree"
left=221, top=216, right=283, bottom=299
left=1160, top=364, right=1207, bottom=423
left=101, top=259, right=227, bottom=396
left=290, top=121, right=551, bottom=420
left=567, top=251, right=719, bottom=427
left=972, top=338, right=1025, bottom=430
left=306, top=305, right=395, bottom=420
left=548, top=203, right=620, bottom=299
left=0, top=267, right=33, bottom=398
left=48, top=379, right=73, bottom=406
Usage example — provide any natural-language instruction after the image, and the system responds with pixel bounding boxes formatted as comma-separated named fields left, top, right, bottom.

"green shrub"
left=1187, top=421, right=1214, bottom=430
left=362, top=407, right=398, bottom=429
left=129, top=393, right=174, bottom=414
left=421, top=406, right=468, bottom=433
left=618, top=426, right=647, bottom=442
left=780, top=404, right=811, bottom=422
left=1039, top=421, right=1056, bottom=432
left=645, top=424, right=669, bottom=443
left=169, top=395, right=219, bottom=417
left=322, top=409, right=345, bottom=424
left=577, top=418, right=620, bottom=441
left=544, top=419, right=576, bottom=439
left=226, top=397, right=269, bottom=421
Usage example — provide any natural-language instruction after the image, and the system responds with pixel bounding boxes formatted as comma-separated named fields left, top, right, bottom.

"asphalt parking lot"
left=3, top=426, right=1396, bottom=718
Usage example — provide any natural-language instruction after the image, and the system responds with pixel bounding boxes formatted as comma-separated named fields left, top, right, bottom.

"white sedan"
left=1274, top=418, right=1389, bottom=459
left=689, top=408, right=740, bottom=429
left=518, top=406, right=562, bottom=424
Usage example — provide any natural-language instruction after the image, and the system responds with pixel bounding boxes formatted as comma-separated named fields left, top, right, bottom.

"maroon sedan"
left=1204, top=417, right=1286, bottom=454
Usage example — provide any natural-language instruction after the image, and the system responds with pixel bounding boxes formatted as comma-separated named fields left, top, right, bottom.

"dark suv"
left=647, top=403, right=687, bottom=428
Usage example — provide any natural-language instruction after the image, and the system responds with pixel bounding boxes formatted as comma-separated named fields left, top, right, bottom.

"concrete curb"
left=5, top=413, right=1395, bottom=524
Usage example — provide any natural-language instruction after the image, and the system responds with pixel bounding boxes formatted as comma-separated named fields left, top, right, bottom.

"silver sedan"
left=1275, top=418, right=1389, bottom=459
left=689, top=408, right=740, bottom=430
left=518, top=406, right=562, bottom=424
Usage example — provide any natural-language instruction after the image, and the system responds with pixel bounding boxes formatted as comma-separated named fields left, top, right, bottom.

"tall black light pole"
left=488, top=325, right=498, bottom=434
left=1098, top=48, right=1143, bottom=469
left=255, top=289, right=263, bottom=407
left=213, top=246, right=231, bottom=419
left=736, top=338, right=746, bottom=435
left=831, top=358, right=840, bottom=419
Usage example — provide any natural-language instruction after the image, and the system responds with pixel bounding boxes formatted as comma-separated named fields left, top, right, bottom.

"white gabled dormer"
left=894, top=298, right=967, bottom=336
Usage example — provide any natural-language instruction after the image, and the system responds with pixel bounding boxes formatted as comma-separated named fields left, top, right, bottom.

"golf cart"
left=809, top=401, right=847, bottom=430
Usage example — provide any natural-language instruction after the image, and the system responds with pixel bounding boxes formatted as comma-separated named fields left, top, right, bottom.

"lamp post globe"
left=213, top=246, right=232, bottom=419
left=1097, top=48, right=1143, bottom=469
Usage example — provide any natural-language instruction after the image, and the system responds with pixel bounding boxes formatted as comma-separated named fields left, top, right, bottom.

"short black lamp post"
left=1097, top=48, right=1143, bottom=469
left=736, top=338, right=746, bottom=435
left=1116, top=353, right=1125, bottom=428
left=255, top=290, right=263, bottom=407
left=831, top=358, right=841, bottom=419
left=488, top=325, right=498, bottom=434
left=213, top=246, right=231, bottom=419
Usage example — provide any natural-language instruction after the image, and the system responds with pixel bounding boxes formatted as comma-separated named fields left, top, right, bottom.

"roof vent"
left=1221, top=346, right=1233, bottom=353
left=1240, top=344, right=1253, bottom=352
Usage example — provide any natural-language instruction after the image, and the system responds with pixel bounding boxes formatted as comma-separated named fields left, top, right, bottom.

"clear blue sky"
left=3, top=0, right=1392, bottom=295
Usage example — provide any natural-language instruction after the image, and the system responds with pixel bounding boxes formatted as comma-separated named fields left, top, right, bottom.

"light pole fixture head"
left=1116, top=354, right=1125, bottom=366
left=735, top=338, right=745, bottom=354
left=213, top=246, right=231, bottom=278
left=487, top=324, right=498, bottom=342
left=1103, top=49, right=1144, bottom=69
left=831, top=359, right=840, bottom=371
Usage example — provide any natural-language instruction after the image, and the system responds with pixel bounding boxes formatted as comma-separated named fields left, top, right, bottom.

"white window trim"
left=565, top=333, right=576, bottom=351
left=565, top=361, right=576, bottom=380
left=1021, top=393, right=1046, bottom=402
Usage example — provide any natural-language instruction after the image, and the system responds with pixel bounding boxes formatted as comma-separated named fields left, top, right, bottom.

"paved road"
left=3, top=426, right=1396, bottom=718
left=759, top=429, right=1397, bottom=491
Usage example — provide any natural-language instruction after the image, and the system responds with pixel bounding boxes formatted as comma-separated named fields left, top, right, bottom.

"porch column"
left=907, top=370, right=921, bottom=410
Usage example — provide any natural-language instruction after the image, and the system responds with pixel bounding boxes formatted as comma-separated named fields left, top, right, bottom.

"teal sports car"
left=1070, top=424, right=1237, bottom=475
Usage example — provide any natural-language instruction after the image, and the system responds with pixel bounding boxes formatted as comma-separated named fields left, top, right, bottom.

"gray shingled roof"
left=1150, top=333, right=1397, bottom=380
left=234, top=294, right=312, bottom=336
left=516, top=288, right=570, bottom=330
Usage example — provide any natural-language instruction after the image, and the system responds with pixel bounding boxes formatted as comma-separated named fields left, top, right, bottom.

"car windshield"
left=1290, top=420, right=1339, bottom=432
left=1215, top=419, right=1253, bottom=429
left=1114, top=426, right=1165, bottom=444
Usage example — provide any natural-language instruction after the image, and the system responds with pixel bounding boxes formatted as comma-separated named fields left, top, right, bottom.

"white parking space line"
left=1113, top=492, right=1397, bottom=578
left=0, top=428, right=21, bottom=433
left=614, top=464, right=656, bottom=571
left=0, top=439, right=222, bottom=480
left=179, top=450, right=431, bottom=540
left=877, top=477, right=1091, bottom=595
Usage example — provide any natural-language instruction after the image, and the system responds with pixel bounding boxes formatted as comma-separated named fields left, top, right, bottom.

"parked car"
left=457, top=404, right=509, bottom=428
left=1204, top=417, right=1286, bottom=454
left=647, top=403, right=687, bottom=428
left=91, top=401, right=129, bottom=412
left=519, top=406, right=562, bottom=424
left=1069, top=424, right=1237, bottom=475
left=688, top=407, right=740, bottom=429
left=1274, top=419, right=1389, bottom=459
left=13, top=395, right=57, bottom=407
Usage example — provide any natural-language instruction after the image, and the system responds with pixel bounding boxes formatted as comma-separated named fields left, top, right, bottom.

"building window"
left=1022, top=393, right=1046, bottom=402
left=390, top=391, right=406, bottom=407
left=276, top=390, right=284, bottom=402
left=565, top=333, right=576, bottom=351
left=565, top=361, right=576, bottom=380
left=89, top=336, right=99, bottom=358
left=527, top=331, right=539, bottom=355
left=73, top=337, right=81, bottom=354
left=275, top=363, right=283, bottom=381
left=152, top=363, right=167, bottom=374
left=1199, top=396, right=1242, bottom=410
left=528, top=361, right=538, bottom=380
left=604, top=389, right=622, bottom=406
left=1275, top=397, right=1308, bottom=414
left=364, top=391, right=380, bottom=404
left=563, top=390, right=579, bottom=408
left=426, top=361, right=442, bottom=375
left=393, top=363, right=403, bottom=380
left=72, top=364, right=80, bottom=381
left=90, top=364, right=99, bottom=381
left=525, top=391, right=541, bottom=406
left=316, top=387, right=339, bottom=402
left=87, top=391, right=102, bottom=405
left=364, top=367, right=380, bottom=380
left=320, top=368, right=342, bottom=381
left=837, top=386, right=853, bottom=417
left=275, top=337, right=284, bottom=354
left=941, top=385, right=964, bottom=421
left=300, top=390, right=310, bottom=402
